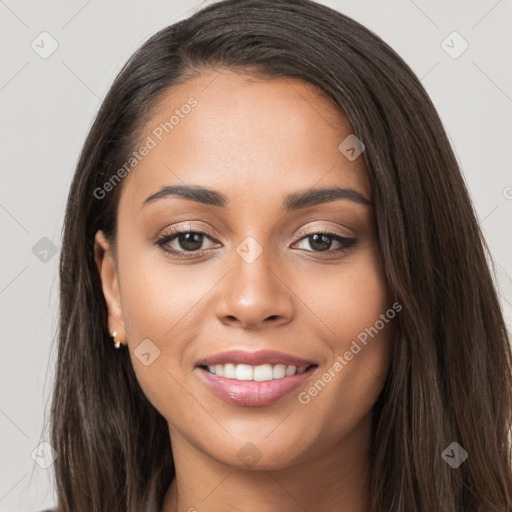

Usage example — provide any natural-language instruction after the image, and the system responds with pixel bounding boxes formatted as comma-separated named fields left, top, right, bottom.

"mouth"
left=194, top=350, right=318, bottom=407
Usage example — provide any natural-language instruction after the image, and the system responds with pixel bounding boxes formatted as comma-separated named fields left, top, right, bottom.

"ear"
left=94, top=230, right=127, bottom=346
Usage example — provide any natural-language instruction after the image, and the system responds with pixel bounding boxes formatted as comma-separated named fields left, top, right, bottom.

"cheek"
left=294, top=251, right=394, bottom=440
left=302, top=247, right=391, bottom=354
left=117, top=234, right=208, bottom=341
left=115, top=238, right=226, bottom=417
left=118, top=266, right=201, bottom=422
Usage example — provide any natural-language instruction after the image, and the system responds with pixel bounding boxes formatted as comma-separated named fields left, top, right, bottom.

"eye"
left=154, top=226, right=219, bottom=258
left=293, top=230, right=357, bottom=254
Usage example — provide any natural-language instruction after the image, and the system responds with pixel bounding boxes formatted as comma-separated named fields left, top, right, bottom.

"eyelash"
left=154, top=225, right=357, bottom=259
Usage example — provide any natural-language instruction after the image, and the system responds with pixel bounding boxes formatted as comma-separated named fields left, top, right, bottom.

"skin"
left=94, top=68, right=395, bottom=512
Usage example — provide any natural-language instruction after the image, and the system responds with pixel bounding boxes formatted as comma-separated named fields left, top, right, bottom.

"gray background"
left=1, top=1, right=511, bottom=510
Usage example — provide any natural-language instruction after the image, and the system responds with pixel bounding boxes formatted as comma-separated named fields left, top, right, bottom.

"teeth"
left=223, top=363, right=236, bottom=379
left=235, top=364, right=253, bottom=381
left=254, top=364, right=272, bottom=381
left=285, top=365, right=297, bottom=376
left=206, top=363, right=309, bottom=380
left=273, top=364, right=286, bottom=379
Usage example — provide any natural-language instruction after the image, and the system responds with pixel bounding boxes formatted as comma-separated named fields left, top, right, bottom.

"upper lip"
left=196, top=350, right=316, bottom=368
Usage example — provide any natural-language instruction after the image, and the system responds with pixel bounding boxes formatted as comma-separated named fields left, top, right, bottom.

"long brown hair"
left=48, top=1, right=512, bottom=510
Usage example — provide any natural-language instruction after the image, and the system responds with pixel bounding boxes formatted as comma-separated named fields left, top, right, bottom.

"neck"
left=161, top=412, right=372, bottom=512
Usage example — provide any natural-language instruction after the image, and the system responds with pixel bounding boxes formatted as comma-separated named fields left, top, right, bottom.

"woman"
left=45, top=0, right=512, bottom=511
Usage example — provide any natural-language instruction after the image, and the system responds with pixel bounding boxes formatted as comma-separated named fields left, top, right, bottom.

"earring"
left=110, top=331, right=121, bottom=349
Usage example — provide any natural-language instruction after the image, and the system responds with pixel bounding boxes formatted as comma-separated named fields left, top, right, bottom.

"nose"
left=214, top=244, right=295, bottom=330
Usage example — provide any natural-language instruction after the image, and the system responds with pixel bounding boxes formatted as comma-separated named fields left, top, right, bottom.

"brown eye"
left=293, top=231, right=357, bottom=254
left=155, top=227, right=219, bottom=258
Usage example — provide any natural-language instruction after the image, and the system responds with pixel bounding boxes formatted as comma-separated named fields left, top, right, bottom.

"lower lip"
left=196, top=366, right=317, bottom=407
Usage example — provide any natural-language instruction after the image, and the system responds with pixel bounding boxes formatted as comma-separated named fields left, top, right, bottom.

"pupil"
left=310, top=234, right=331, bottom=252
left=179, top=233, right=203, bottom=251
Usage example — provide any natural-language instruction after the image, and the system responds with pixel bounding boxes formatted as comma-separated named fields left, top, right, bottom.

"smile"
left=195, top=349, right=318, bottom=407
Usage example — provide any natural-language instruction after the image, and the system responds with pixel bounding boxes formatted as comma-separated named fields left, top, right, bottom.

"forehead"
left=119, top=68, right=371, bottom=210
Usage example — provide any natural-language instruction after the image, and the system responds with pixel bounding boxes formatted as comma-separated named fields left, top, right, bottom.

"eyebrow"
left=142, top=184, right=373, bottom=210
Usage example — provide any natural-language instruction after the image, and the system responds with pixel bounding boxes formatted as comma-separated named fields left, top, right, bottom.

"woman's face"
left=96, top=68, right=395, bottom=470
